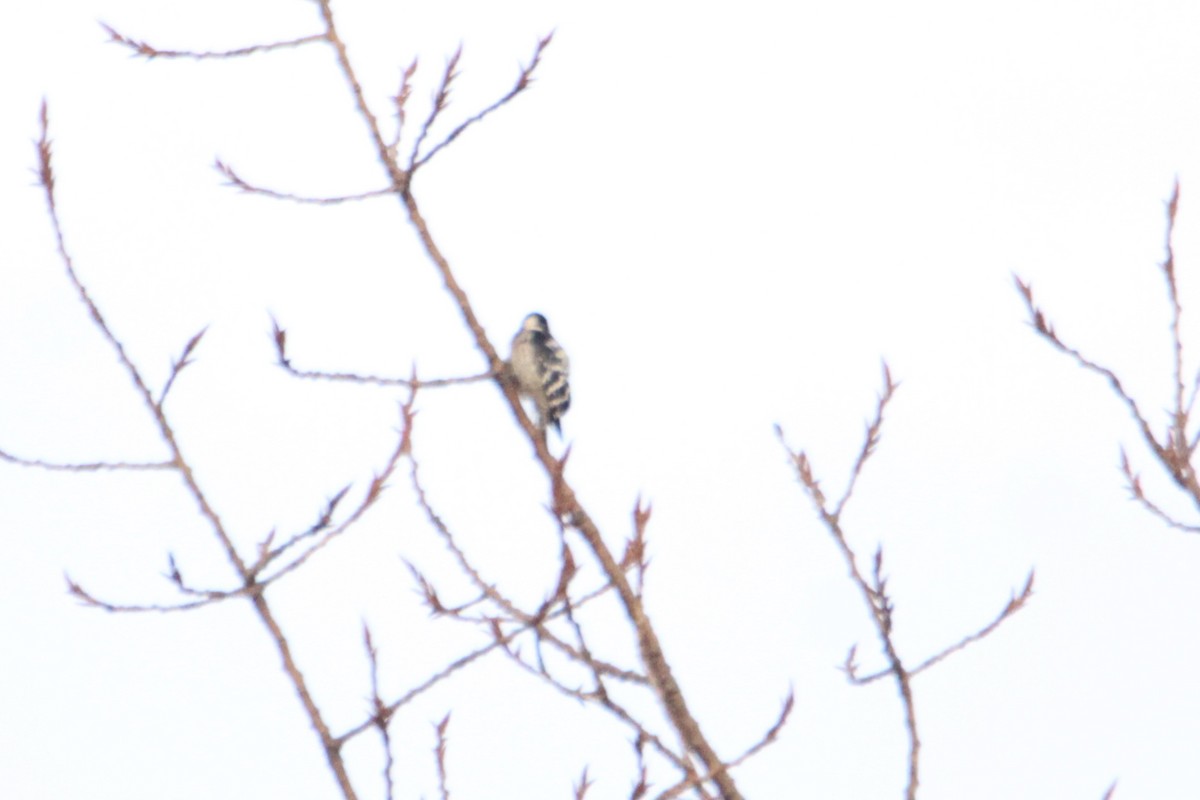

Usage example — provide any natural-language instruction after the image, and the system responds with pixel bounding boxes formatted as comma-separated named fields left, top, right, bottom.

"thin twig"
left=217, top=159, right=394, bottom=205
left=408, top=47, right=462, bottom=171
left=67, top=573, right=239, bottom=613
left=402, top=155, right=746, bottom=800
left=408, top=444, right=647, bottom=684
left=434, top=713, right=452, bottom=800
left=261, top=399, right=414, bottom=586
left=252, top=486, right=351, bottom=574
left=655, top=691, right=794, bottom=800
left=834, top=362, right=896, bottom=518
left=493, top=632, right=696, bottom=781
left=270, top=316, right=495, bottom=387
left=573, top=767, right=594, bottom=800
left=280, top=363, right=493, bottom=388
left=101, top=22, right=324, bottom=59
left=156, top=327, right=207, bottom=408
left=0, top=449, right=173, bottom=471
left=363, top=625, right=396, bottom=800
left=851, top=571, right=1036, bottom=683
left=1018, top=192, right=1200, bottom=517
left=779, top=367, right=1031, bottom=800
left=412, top=34, right=554, bottom=171
left=1016, top=276, right=1184, bottom=493
left=38, top=101, right=359, bottom=800
left=388, top=58, right=420, bottom=152
left=313, top=4, right=742, bottom=793
left=1163, top=182, right=1186, bottom=442
left=1120, top=449, right=1200, bottom=533
left=336, top=641, right=494, bottom=746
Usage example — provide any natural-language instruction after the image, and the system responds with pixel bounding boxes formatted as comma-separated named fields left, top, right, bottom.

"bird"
left=509, top=312, right=570, bottom=435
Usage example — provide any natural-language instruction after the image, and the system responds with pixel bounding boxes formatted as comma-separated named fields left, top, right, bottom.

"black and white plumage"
left=510, top=312, right=570, bottom=435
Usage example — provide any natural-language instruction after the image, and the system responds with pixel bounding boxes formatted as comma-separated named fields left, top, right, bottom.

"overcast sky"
left=4, top=1, right=1200, bottom=798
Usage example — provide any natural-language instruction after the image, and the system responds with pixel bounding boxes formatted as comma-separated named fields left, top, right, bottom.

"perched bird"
left=509, top=312, right=571, bottom=435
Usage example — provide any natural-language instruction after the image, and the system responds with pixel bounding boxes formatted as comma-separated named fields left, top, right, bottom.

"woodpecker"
left=509, top=312, right=570, bottom=435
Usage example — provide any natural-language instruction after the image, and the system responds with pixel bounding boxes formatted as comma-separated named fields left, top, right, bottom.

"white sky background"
left=3, top=0, right=1200, bottom=797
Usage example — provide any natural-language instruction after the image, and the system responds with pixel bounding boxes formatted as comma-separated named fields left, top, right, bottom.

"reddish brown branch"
left=260, top=400, right=413, bottom=587
left=780, top=367, right=1031, bottom=800
left=412, top=33, right=554, bottom=171
left=1016, top=276, right=1170, bottom=475
left=389, top=58, right=420, bottom=150
left=363, top=626, right=396, bottom=800
left=335, top=641, right=494, bottom=746
left=434, top=713, right=452, bottom=800
left=408, top=443, right=647, bottom=685
left=38, top=100, right=247, bottom=574
left=66, top=573, right=236, bottom=613
left=216, top=159, right=394, bottom=204
left=156, top=326, right=207, bottom=407
left=1120, top=449, right=1200, bottom=533
left=408, top=46, right=463, bottom=170
left=307, top=5, right=743, bottom=794
left=573, top=767, right=594, bottom=799
left=269, top=317, right=495, bottom=388
left=251, top=485, right=351, bottom=573
left=656, top=691, right=794, bottom=800
left=101, top=22, right=324, bottom=59
left=835, top=362, right=897, bottom=517
left=277, top=359, right=492, bottom=388
left=852, top=571, right=1036, bottom=684
left=399, top=83, right=745, bottom=800
left=1017, top=184, right=1200, bottom=525
left=0, top=449, right=173, bottom=471
left=492, top=630, right=696, bottom=783
left=37, top=102, right=359, bottom=800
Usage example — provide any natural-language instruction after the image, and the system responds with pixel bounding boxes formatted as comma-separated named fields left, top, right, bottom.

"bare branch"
left=363, top=625, right=396, bottom=800
left=493, top=633, right=695, bottom=782
left=37, top=104, right=371, bottom=798
left=902, top=571, right=1034, bottom=680
left=573, top=767, right=594, bottom=800
left=37, top=100, right=249, bottom=576
left=66, top=573, right=236, bottom=613
left=0, top=449, right=173, bottom=471
left=404, top=560, right=487, bottom=617
left=399, top=148, right=746, bottom=800
left=280, top=362, right=493, bottom=388
left=1015, top=276, right=1177, bottom=488
left=1018, top=184, right=1200, bottom=523
left=1120, top=449, right=1200, bottom=533
left=269, top=315, right=494, bottom=387
left=408, top=443, right=647, bottom=685
left=834, top=362, right=897, bottom=518
left=262, top=400, right=413, bottom=586
left=1163, top=180, right=1184, bottom=429
left=256, top=6, right=739, bottom=794
left=408, top=46, right=463, bottom=169
left=434, top=713, right=452, bottom=800
left=412, top=33, right=555, bottom=171
left=389, top=58, right=420, bottom=151
left=656, top=691, right=794, bottom=800
left=101, top=22, right=324, bottom=60
left=780, top=366, right=1032, bottom=800
left=156, top=326, right=207, bottom=407
left=336, top=641, right=496, bottom=746
left=217, top=159, right=394, bottom=205
left=624, top=496, right=652, bottom=597
left=314, top=0, right=405, bottom=192
left=252, top=485, right=352, bottom=573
